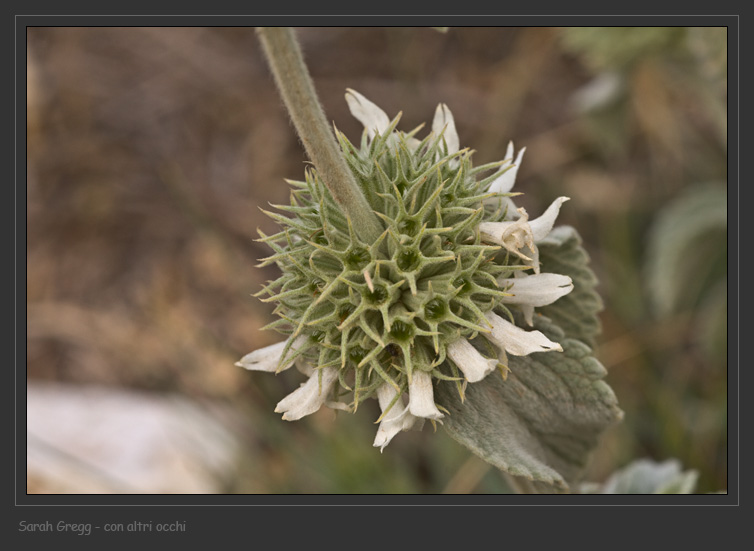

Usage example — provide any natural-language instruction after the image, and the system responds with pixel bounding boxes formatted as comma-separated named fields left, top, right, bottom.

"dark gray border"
left=14, top=13, right=742, bottom=542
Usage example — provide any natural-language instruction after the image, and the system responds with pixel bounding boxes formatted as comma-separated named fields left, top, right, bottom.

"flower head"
left=240, top=90, right=573, bottom=449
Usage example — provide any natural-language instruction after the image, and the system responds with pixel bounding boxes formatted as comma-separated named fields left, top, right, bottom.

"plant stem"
left=256, top=27, right=383, bottom=243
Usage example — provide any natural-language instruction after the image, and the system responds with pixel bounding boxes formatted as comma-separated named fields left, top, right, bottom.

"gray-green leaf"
left=437, top=316, right=623, bottom=492
left=645, top=184, right=727, bottom=317
left=537, top=225, right=604, bottom=348
left=580, top=458, right=699, bottom=494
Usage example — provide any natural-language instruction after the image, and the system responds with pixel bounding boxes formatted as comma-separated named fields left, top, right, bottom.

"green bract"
left=239, top=90, right=572, bottom=450
left=260, top=120, right=511, bottom=403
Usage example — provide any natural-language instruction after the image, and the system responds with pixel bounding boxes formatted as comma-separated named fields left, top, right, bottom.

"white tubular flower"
left=499, top=273, right=574, bottom=325
left=447, top=338, right=498, bottom=383
left=432, top=103, right=459, bottom=155
left=274, top=366, right=339, bottom=421
left=408, top=370, right=444, bottom=420
left=529, top=196, right=570, bottom=242
left=345, top=88, right=391, bottom=140
left=478, top=197, right=570, bottom=273
left=478, top=207, right=536, bottom=264
left=373, top=383, right=418, bottom=452
left=489, top=142, right=526, bottom=194
left=485, top=311, right=563, bottom=356
left=235, top=336, right=307, bottom=372
left=511, top=271, right=535, bottom=327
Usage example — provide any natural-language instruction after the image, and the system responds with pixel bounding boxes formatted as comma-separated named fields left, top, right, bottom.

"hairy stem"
left=256, top=27, right=383, bottom=243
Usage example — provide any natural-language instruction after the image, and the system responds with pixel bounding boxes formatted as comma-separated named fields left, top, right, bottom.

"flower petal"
left=236, top=341, right=286, bottom=372
left=432, top=103, right=459, bottom=155
left=236, top=341, right=288, bottom=373
left=485, top=311, right=563, bottom=356
left=489, top=144, right=526, bottom=194
left=529, top=196, right=570, bottom=242
left=478, top=208, right=536, bottom=262
left=274, top=366, right=339, bottom=421
left=512, top=271, right=535, bottom=325
left=373, top=383, right=417, bottom=451
left=295, top=359, right=315, bottom=377
left=405, top=136, right=422, bottom=151
left=408, top=370, right=444, bottom=420
left=504, top=141, right=514, bottom=164
left=447, top=338, right=498, bottom=383
left=345, top=88, right=390, bottom=139
left=499, top=273, right=574, bottom=307
left=236, top=336, right=306, bottom=372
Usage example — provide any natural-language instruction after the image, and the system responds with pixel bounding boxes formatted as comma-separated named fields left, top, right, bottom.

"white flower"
left=408, top=370, right=444, bottom=420
left=431, top=103, right=459, bottom=155
left=485, top=311, right=563, bottom=356
left=528, top=196, right=570, bottom=242
left=478, top=197, right=569, bottom=273
left=447, top=338, right=498, bottom=383
left=345, top=88, right=390, bottom=140
left=348, top=89, right=460, bottom=156
left=479, top=207, right=536, bottom=264
left=373, top=383, right=418, bottom=452
left=274, top=366, right=339, bottom=421
left=235, top=336, right=307, bottom=373
left=489, top=142, right=526, bottom=194
left=499, top=272, right=574, bottom=325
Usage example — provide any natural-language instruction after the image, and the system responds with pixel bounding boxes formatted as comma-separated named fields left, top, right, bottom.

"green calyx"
left=256, top=119, right=522, bottom=410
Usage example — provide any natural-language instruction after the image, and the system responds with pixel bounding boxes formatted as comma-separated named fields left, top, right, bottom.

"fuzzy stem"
left=256, top=27, right=383, bottom=243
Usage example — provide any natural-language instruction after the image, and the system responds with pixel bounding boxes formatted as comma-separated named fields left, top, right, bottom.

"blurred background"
left=26, top=26, right=727, bottom=494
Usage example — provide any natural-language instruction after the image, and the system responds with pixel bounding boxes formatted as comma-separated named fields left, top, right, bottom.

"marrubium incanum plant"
left=238, top=89, right=572, bottom=450
left=242, top=29, right=621, bottom=492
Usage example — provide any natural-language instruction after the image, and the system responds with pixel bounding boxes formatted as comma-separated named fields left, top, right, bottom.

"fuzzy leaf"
left=580, top=458, right=699, bottom=494
left=645, top=184, right=727, bottom=317
left=696, top=279, right=727, bottom=362
left=437, top=316, right=623, bottom=492
left=536, top=225, right=603, bottom=348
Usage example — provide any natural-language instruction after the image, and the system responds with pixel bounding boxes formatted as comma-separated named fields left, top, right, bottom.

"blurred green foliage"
left=581, top=458, right=699, bottom=494
left=561, top=27, right=688, bottom=71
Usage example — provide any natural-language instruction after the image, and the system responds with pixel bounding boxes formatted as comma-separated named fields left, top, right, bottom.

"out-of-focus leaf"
left=437, top=316, right=623, bottom=493
left=569, top=71, right=625, bottom=114
left=581, top=458, right=699, bottom=494
left=645, top=184, right=727, bottom=317
left=537, top=225, right=604, bottom=348
left=560, top=27, right=687, bottom=72
left=696, top=279, right=727, bottom=362
left=686, top=27, right=727, bottom=92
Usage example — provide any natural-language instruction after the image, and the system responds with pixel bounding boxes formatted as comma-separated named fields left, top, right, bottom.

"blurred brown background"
left=26, top=27, right=727, bottom=494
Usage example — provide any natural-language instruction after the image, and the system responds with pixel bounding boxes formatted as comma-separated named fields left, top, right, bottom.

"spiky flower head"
left=239, top=89, right=573, bottom=450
